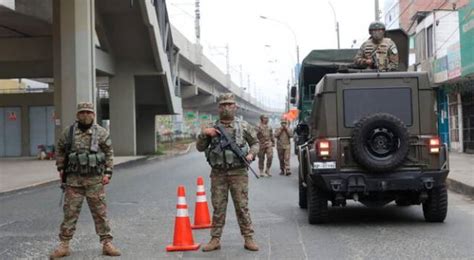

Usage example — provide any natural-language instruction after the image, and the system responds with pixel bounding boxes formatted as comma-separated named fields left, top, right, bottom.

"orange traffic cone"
left=192, top=176, right=212, bottom=229
left=166, top=186, right=200, bottom=251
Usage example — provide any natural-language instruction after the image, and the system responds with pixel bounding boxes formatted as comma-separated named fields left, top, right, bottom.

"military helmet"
left=260, top=114, right=269, bottom=120
left=218, top=93, right=236, bottom=105
left=77, top=102, right=94, bottom=113
left=368, top=21, right=386, bottom=32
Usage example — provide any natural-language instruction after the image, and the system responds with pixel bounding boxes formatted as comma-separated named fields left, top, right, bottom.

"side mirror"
left=290, top=86, right=297, bottom=98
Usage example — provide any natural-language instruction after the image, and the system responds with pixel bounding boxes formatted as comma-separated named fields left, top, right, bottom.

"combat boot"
left=49, top=241, right=70, bottom=259
left=244, top=236, right=259, bottom=251
left=259, top=169, right=265, bottom=177
left=285, top=170, right=292, bottom=176
left=102, top=241, right=121, bottom=256
left=202, top=237, right=221, bottom=252
left=265, top=169, right=272, bottom=177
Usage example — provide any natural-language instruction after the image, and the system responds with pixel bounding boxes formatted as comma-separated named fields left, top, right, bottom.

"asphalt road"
left=1, top=148, right=473, bottom=259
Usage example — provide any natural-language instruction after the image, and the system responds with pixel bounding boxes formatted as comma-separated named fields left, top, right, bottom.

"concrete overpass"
left=172, top=27, right=271, bottom=122
left=0, top=0, right=275, bottom=157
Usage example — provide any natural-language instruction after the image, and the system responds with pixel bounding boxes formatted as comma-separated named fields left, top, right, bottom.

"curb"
left=0, top=143, right=195, bottom=197
left=446, top=177, right=474, bottom=199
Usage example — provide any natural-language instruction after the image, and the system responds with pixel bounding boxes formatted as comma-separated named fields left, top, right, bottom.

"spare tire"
left=351, top=113, right=409, bottom=172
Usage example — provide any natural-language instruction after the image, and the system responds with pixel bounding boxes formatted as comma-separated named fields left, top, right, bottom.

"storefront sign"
left=459, top=2, right=474, bottom=76
left=447, top=43, right=462, bottom=79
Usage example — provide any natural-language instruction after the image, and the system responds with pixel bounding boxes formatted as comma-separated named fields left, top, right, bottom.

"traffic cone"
left=192, top=176, right=212, bottom=229
left=166, top=186, right=200, bottom=252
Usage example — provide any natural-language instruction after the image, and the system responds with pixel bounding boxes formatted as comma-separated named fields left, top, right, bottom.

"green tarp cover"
left=302, top=49, right=359, bottom=67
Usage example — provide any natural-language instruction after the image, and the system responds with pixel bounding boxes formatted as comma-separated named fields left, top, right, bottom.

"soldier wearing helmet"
left=256, top=114, right=275, bottom=177
left=275, top=117, right=293, bottom=176
left=354, top=21, right=399, bottom=71
left=50, top=102, right=120, bottom=258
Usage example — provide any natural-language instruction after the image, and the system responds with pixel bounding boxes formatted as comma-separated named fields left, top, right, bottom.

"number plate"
left=313, top=161, right=336, bottom=169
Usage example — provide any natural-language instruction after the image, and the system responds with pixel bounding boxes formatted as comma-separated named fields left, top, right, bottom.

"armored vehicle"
left=293, top=30, right=449, bottom=224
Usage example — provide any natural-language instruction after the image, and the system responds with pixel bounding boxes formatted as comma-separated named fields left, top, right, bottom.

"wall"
left=0, top=92, right=53, bottom=156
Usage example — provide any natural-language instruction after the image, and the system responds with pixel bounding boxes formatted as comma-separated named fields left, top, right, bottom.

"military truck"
left=293, top=30, right=449, bottom=224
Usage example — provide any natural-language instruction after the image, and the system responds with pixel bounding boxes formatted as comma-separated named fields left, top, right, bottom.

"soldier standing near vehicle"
left=275, top=118, right=293, bottom=176
left=256, top=115, right=274, bottom=177
left=196, top=93, right=260, bottom=252
left=50, top=102, right=120, bottom=258
left=354, top=21, right=399, bottom=71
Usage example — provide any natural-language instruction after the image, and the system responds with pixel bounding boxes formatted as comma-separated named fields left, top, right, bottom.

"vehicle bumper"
left=310, top=170, right=449, bottom=193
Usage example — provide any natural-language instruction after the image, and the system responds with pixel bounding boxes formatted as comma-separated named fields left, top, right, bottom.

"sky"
left=167, top=0, right=385, bottom=110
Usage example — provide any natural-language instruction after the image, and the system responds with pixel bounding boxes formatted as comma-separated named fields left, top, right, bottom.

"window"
left=343, top=88, right=413, bottom=127
left=415, top=29, right=426, bottom=63
left=427, top=25, right=434, bottom=58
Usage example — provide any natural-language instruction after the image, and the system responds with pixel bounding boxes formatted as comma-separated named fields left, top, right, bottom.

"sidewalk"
left=0, top=142, right=195, bottom=195
left=0, top=156, right=146, bottom=194
left=447, top=152, right=474, bottom=198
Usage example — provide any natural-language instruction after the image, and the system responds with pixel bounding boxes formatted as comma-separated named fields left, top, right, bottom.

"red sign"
left=8, top=112, right=17, bottom=121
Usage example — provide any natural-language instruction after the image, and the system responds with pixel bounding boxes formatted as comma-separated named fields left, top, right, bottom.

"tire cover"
left=351, top=113, right=409, bottom=172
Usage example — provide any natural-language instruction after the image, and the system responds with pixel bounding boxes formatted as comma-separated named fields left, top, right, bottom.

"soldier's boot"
left=102, top=241, right=121, bottom=256
left=202, top=237, right=221, bottom=252
left=244, top=236, right=259, bottom=251
left=265, top=169, right=272, bottom=177
left=259, top=169, right=265, bottom=177
left=279, top=169, right=285, bottom=175
left=285, top=169, right=292, bottom=176
left=49, top=241, right=70, bottom=259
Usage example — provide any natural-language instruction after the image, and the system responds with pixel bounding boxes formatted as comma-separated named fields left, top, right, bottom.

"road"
left=1, top=148, right=473, bottom=259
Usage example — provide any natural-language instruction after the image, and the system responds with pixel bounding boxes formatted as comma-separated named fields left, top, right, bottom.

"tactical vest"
left=205, top=119, right=249, bottom=170
left=362, top=38, right=394, bottom=71
left=65, top=123, right=106, bottom=175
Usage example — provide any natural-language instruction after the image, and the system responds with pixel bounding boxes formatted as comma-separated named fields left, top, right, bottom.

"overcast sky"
left=168, top=0, right=384, bottom=110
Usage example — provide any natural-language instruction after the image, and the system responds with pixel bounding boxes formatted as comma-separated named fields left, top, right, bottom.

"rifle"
left=59, top=125, right=74, bottom=206
left=214, top=125, right=259, bottom=179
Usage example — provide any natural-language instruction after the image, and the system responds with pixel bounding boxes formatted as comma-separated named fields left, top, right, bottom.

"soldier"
left=275, top=118, right=293, bottom=176
left=196, top=93, right=260, bottom=252
left=256, top=115, right=274, bottom=177
left=50, top=102, right=120, bottom=258
left=353, top=21, right=399, bottom=71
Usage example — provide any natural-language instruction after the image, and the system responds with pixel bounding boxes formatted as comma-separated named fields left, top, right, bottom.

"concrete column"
left=109, top=63, right=136, bottom=155
left=53, top=0, right=96, bottom=136
left=136, top=108, right=156, bottom=155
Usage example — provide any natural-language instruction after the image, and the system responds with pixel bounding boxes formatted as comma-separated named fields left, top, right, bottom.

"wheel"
left=298, top=164, right=307, bottom=209
left=423, top=184, right=448, bottom=222
left=351, top=113, right=409, bottom=172
left=307, top=178, right=328, bottom=224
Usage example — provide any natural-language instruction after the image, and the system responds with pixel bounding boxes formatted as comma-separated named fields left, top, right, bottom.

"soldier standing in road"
left=354, top=21, right=399, bottom=71
left=275, top=118, right=293, bottom=176
left=50, top=102, right=121, bottom=258
left=196, top=93, right=260, bottom=252
left=256, top=115, right=274, bottom=177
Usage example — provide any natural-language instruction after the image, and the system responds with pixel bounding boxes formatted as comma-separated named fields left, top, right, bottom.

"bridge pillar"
left=53, top=0, right=96, bottom=137
left=109, top=63, right=137, bottom=156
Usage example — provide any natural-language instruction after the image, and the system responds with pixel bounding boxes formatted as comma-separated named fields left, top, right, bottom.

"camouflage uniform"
left=275, top=124, right=293, bottom=175
left=55, top=103, right=114, bottom=243
left=354, top=37, right=399, bottom=71
left=256, top=120, right=274, bottom=175
left=196, top=94, right=259, bottom=240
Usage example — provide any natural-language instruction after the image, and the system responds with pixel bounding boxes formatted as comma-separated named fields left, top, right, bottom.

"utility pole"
left=239, top=64, right=243, bottom=89
left=328, top=2, right=340, bottom=49
left=286, top=80, right=290, bottom=111
left=194, top=0, right=200, bottom=44
left=225, top=44, right=230, bottom=76
left=375, top=0, right=380, bottom=21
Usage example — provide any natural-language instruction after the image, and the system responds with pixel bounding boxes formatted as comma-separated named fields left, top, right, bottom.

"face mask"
left=77, top=113, right=94, bottom=125
left=371, top=30, right=384, bottom=41
left=219, top=107, right=235, bottom=120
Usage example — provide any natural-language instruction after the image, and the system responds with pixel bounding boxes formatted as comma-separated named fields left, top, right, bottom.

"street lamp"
left=259, top=15, right=300, bottom=67
left=328, top=1, right=341, bottom=49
